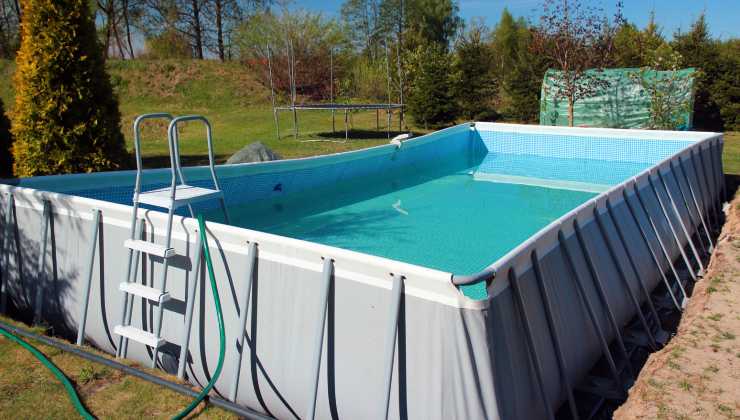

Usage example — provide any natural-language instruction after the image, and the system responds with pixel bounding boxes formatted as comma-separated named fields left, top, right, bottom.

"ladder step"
left=114, top=325, right=165, bottom=348
left=119, top=282, right=170, bottom=303
left=136, top=185, right=223, bottom=209
left=124, top=239, right=175, bottom=258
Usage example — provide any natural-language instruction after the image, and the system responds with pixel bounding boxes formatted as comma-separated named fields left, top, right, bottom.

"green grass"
left=0, top=316, right=234, bottom=419
left=722, top=131, right=740, bottom=175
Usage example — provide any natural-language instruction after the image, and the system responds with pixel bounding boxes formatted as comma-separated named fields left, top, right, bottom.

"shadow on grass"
left=296, top=129, right=423, bottom=141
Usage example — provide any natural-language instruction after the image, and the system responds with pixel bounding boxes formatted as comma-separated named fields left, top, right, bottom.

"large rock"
left=225, top=141, right=282, bottom=164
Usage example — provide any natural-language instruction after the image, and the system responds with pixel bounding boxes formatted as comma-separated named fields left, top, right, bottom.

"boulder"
left=225, top=141, right=282, bottom=164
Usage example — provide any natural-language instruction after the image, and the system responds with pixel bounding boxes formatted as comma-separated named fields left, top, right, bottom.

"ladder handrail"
left=132, top=113, right=174, bottom=200
left=167, top=115, right=222, bottom=194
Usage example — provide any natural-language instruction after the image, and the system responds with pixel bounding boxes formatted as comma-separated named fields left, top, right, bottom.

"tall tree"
left=406, top=43, right=456, bottom=128
left=453, top=20, right=496, bottom=120
left=341, top=0, right=382, bottom=58
left=672, top=14, right=723, bottom=131
left=12, top=0, right=128, bottom=176
left=0, top=0, right=21, bottom=57
left=531, top=0, right=623, bottom=126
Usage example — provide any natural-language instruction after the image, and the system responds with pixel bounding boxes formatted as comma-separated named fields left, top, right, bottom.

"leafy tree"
left=341, top=0, right=383, bottom=58
left=452, top=21, right=496, bottom=120
left=406, top=44, right=456, bottom=128
left=0, top=0, right=21, bottom=58
left=11, top=0, right=128, bottom=176
left=531, top=0, right=623, bottom=126
left=712, top=39, right=740, bottom=131
left=235, top=9, right=349, bottom=100
left=0, top=97, right=11, bottom=177
left=630, top=52, right=694, bottom=130
left=490, top=8, right=549, bottom=122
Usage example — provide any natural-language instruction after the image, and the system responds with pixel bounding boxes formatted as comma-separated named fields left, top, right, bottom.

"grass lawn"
left=0, top=316, right=236, bottom=419
left=722, top=131, right=740, bottom=175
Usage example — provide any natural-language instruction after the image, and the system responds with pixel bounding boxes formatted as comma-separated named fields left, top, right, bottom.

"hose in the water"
left=172, top=214, right=226, bottom=420
left=0, top=325, right=95, bottom=420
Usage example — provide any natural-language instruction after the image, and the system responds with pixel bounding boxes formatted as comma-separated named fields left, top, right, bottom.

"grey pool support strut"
left=669, top=160, right=710, bottom=254
left=226, top=241, right=257, bottom=395
left=631, top=185, right=689, bottom=304
left=1, top=193, right=14, bottom=314
left=177, top=232, right=204, bottom=379
left=76, top=209, right=101, bottom=346
left=558, top=230, right=625, bottom=394
left=573, top=219, right=635, bottom=379
left=677, top=157, right=714, bottom=251
left=382, top=273, right=404, bottom=420
left=592, top=207, right=658, bottom=350
left=508, top=267, right=554, bottom=420
left=306, top=258, right=334, bottom=420
left=647, top=175, right=698, bottom=281
left=530, top=250, right=579, bottom=420
left=34, top=200, right=50, bottom=325
left=605, top=198, right=665, bottom=328
left=656, top=171, right=705, bottom=274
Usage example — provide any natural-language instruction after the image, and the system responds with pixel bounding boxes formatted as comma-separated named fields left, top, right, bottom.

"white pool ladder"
left=114, top=114, right=230, bottom=369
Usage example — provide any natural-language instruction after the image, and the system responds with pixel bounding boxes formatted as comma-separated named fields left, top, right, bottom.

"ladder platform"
left=119, top=282, right=170, bottom=303
left=136, top=185, right=223, bottom=209
left=113, top=325, right=165, bottom=348
left=124, top=239, right=175, bottom=258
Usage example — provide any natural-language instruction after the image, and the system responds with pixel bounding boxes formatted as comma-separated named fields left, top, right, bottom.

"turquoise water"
left=229, top=166, right=596, bottom=299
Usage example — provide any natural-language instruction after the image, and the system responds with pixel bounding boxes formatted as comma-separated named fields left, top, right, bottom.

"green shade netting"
left=539, top=68, right=696, bottom=129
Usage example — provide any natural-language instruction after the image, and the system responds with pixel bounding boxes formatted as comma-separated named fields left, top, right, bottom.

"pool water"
left=230, top=164, right=596, bottom=299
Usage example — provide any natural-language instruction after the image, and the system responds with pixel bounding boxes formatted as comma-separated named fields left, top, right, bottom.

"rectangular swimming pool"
left=0, top=122, right=724, bottom=419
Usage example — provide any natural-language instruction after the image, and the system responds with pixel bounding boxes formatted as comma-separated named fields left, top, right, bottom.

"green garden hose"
left=172, top=214, right=226, bottom=420
left=0, top=214, right=226, bottom=420
left=0, top=325, right=95, bottom=420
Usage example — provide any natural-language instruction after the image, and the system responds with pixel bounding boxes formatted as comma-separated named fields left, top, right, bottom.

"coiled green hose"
left=0, top=214, right=226, bottom=420
left=0, top=325, right=95, bottom=420
left=172, top=214, right=226, bottom=420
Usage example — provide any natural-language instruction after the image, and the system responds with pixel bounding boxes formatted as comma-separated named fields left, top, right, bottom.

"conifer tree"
left=11, top=0, right=128, bottom=176
left=453, top=21, right=496, bottom=120
left=406, top=44, right=457, bottom=128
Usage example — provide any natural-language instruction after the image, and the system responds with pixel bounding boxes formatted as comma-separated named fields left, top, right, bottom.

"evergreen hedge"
left=11, top=0, right=128, bottom=177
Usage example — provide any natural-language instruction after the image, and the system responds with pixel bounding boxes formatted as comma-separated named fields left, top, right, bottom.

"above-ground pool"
left=0, top=122, right=725, bottom=419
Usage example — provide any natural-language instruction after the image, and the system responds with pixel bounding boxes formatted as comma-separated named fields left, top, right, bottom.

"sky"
left=291, top=0, right=740, bottom=39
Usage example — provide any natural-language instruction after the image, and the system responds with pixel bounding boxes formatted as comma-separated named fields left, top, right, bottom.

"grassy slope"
left=1, top=59, right=419, bottom=168
left=0, top=317, right=235, bottom=419
left=723, top=132, right=740, bottom=175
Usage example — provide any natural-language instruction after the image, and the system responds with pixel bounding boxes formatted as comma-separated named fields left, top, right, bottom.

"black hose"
left=0, top=319, right=273, bottom=420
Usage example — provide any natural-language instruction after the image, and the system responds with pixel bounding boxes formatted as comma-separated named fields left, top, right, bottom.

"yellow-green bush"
left=0, top=97, right=11, bottom=177
left=11, top=0, right=128, bottom=177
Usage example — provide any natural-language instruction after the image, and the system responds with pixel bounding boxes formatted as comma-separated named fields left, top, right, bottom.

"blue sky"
left=291, top=0, right=739, bottom=39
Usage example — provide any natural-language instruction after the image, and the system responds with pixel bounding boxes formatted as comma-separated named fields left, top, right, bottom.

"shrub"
left=0, top=98, right=11, bottom=177
left=143, top=29, right=194, bottom=59
left=11, top=0, right=128, bottom=177
left=406, top=44, right=457, bottom=128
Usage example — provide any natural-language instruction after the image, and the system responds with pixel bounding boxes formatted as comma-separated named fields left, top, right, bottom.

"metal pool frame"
left=0, top=123, right=725, bottom=419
